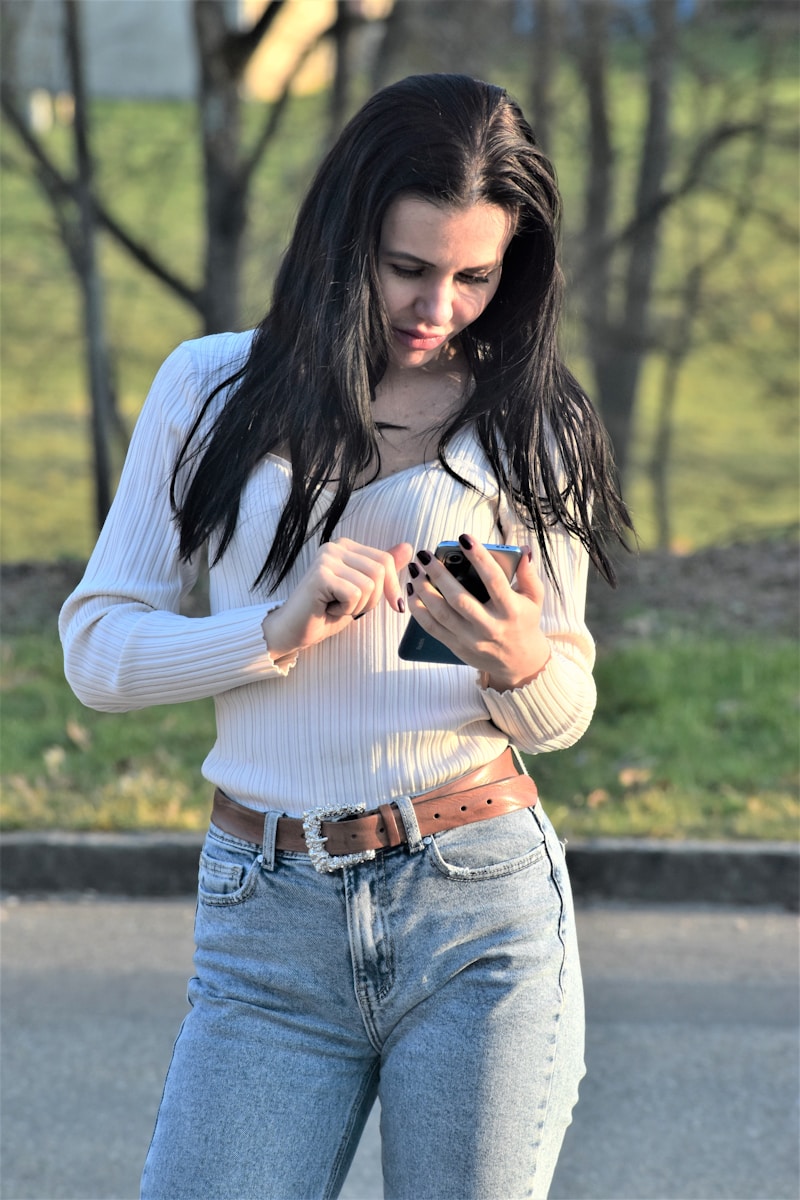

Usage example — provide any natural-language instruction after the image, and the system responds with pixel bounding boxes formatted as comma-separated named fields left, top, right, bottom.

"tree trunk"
left=650, top=351, right=681, bottom=549
left=577, top=0, right=614, bottom=435
left=327, top=1, right=360, bottom=146
left=597, top=0, right=677, bottom=480
left=371, top=0, right=414, bottom=90
left=530, top=0, right=561, bottom=153
left=193, top=0, right=248, bottom=334
left=64, top=0, right=117, bottom=529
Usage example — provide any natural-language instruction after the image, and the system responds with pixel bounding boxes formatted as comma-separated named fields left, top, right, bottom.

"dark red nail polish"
left=458, top=534, right=474, bottom=551
left=406, top=582, right=414, bottom=596
left=408, top=562, right=420, bottom=578
left=397, top=598, right=406, bottom=614
left=417, top=549, right=432, bottom=565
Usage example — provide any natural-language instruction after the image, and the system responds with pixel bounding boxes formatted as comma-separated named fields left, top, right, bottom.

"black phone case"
left=398, top=543, right=521, bottom=665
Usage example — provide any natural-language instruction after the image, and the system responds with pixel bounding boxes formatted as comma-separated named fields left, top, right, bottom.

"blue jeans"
left=141, top=801, right=585, bottom=1200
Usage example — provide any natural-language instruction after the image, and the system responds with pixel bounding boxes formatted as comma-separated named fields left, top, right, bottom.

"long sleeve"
left=59, top=334, right=296, bottom=713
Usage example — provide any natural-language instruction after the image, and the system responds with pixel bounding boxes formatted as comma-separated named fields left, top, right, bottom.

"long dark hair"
left=172, top=73, right=632, bottom=588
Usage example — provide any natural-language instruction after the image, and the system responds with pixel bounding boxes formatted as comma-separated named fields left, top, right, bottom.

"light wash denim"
left=141, top=800, right=585, bottom=1200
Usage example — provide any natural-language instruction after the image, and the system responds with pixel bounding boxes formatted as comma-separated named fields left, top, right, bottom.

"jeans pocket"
left=198, top=827, right=263, bottom=907
left=427, top=806, right=546, bottom=881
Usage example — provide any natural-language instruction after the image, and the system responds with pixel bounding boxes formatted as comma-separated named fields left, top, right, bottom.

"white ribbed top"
left=59, top=332, right=597, bottom=817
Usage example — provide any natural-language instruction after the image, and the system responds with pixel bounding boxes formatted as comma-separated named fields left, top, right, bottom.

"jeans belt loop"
left=393, top=794, right=425, bottom=855
left=261, top=810, right=281, bottom=872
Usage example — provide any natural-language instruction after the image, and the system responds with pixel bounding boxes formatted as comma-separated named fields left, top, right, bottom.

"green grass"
left=531, top=636, right=799, bottom=842
left=1, top=630, right=797, bottom=839
left=1, top=633, right=216, bottom=831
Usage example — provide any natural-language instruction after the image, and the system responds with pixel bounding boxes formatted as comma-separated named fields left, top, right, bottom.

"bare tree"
left=187, top=0, right=337, bottom=332
left=574, top=0, right=679, bottom=482
left=530, top=0, right=563, bottom=153
left=327, top=1, right=368, bottom=147
left=1, top=1, right=338, bottom=339
left=575, top=0, right=615, bottom=461
left=372, top=0, right=514, bottom=88
left=3, top=0, right=794, bottom=542
left=1, top=1, right=123, bottom=526
left=1, top=0, right=340, bottom=527
left=647, top=42, right=779, bottom=547
left=555, top=0, right=791, bottom=502
left=62, top=0, right=118, bottom=527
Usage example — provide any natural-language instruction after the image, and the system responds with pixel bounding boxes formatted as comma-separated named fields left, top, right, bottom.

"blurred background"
left=1, top=0, right=797, bottom=842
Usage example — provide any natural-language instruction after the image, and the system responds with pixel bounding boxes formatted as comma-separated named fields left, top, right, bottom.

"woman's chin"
left=388, top=336, right=456, bottom=373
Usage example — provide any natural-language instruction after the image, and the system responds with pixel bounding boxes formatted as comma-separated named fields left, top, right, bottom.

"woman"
left=60, top=74, right=630, bottom=1200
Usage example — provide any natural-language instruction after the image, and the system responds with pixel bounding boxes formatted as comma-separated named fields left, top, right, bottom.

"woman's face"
left=377, top=196, right=515, bottom=371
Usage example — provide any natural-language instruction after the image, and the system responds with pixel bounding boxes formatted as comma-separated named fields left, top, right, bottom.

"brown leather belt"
left=211, top=748, right=537, bottom=872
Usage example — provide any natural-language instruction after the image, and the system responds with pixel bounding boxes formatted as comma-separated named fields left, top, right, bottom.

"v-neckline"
left=262, top=450, right=443, bottom=494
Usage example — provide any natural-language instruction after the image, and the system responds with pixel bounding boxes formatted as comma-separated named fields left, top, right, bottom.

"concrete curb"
left=565, top=838, right=799, bottom=910
left=1, top=832, right=798, bottom=909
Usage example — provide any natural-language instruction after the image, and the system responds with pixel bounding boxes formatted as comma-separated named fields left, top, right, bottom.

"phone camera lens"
left=444, top=552, right=463, bottom=567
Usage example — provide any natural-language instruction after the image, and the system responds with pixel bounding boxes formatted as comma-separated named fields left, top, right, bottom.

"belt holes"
left=460, top=805, right=467, bottom=811
left=434, top=812, right=440, bottom=819
left=486, top=798, right=493, bottom=805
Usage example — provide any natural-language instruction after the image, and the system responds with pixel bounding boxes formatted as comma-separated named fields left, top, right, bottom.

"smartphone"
left=398, top=542, right=522, bottom=665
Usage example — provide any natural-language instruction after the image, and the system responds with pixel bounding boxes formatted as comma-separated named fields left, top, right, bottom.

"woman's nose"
left=416, top=281, right=454, bottom=327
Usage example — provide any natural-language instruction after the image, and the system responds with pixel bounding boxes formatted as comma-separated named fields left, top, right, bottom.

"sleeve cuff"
left=477, top=650, right=597, bottom=752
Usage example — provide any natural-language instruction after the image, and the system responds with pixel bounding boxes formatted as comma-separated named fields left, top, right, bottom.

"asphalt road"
left=1, top=898, right=797, bottom=1200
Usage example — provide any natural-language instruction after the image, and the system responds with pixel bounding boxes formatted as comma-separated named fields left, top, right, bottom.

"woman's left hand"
left=405, top=535, right=552, bottom=692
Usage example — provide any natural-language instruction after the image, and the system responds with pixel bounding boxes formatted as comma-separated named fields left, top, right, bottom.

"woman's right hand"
left=261, top=537, right=412, bottom=659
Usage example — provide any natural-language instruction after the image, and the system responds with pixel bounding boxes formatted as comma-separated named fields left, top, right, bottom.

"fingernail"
left=408, top=562, right=420, bottom=578
left=522, top=545, right=533, bottom=562
left=353, top=611, right=367, bottom=621
left=397, top=597, right=406, bottom=613
left=417, top=549, right=432, bottom=565
left=406, top=582, right=414, bottom=596
left=458, top=534, right=474, bottom=550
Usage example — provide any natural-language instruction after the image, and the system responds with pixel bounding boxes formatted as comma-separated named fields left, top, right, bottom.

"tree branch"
left=1, top=83, right=203, bottom=313
left=577, top=0, right=613, bottom=330
left=576, top=119, right=763, bottom=285
left=240, top=16, right=337, bottom=185
left=97, top=205, right=202, bottom=312
left=224, top=0, right=287, bottom=78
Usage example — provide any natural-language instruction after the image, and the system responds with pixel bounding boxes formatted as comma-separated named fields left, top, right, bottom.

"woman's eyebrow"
left=382, top=249, right=501, bottom=272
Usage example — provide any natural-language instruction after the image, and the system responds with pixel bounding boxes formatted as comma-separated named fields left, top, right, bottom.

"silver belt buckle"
left=301, top=803, right=377, bottom=873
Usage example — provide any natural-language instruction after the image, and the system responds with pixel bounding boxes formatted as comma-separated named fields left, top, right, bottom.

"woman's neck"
left=366, top=352, right=471, bottom=482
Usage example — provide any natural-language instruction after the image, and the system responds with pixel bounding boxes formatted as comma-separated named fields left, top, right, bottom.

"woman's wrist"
left=481, top=638, right=552, bottom=693
left=261, top=607, right=299, bottom=663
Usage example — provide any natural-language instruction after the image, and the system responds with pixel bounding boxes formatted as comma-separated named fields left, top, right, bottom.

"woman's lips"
left=393, top=327, right=447, bottom=351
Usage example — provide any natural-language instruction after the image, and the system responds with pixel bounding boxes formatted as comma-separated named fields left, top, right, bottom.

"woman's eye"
left=387, top=265, right=492, bottom=285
